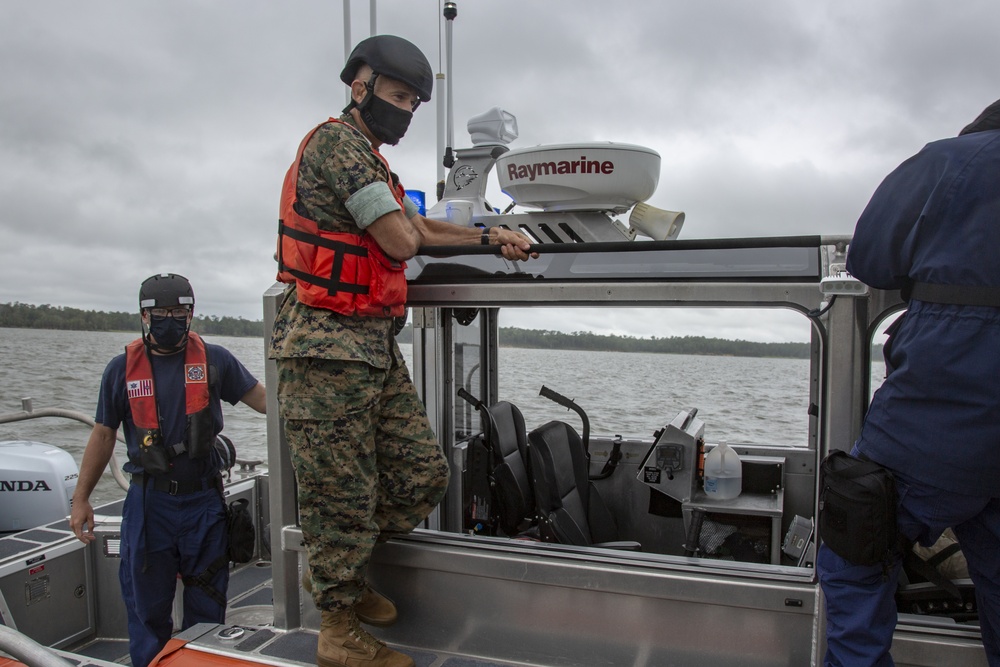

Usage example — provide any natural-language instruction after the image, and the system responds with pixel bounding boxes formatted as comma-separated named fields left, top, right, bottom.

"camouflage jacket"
left=269, top=114, right=400, bottom=368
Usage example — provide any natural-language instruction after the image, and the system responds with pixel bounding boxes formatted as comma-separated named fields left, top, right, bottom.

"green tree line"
left=0, top=302, right=263, bottom=337
left=498, top=327, right=810, bottom=359
left=1, top=301, right=818, bottom=358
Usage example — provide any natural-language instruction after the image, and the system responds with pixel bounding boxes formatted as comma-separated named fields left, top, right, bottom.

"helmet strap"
left=343, top=71, right=379, bottom=114
left=142, top=331, right=189, bottom=355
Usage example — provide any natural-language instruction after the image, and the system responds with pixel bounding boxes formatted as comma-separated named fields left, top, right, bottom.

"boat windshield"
left=474, top=306, right=814, bottom=446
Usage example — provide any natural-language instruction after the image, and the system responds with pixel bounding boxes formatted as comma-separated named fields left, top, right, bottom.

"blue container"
left=405, top=189, right=426, bottom=216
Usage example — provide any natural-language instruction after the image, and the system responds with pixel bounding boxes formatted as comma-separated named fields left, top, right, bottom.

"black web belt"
left=909, top=282, right=1000, bottom=308
left=131, top=473, right=219, bottom=496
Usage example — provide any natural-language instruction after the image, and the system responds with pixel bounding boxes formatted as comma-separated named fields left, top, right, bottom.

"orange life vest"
left=125, top=332, right=211, bottom=450
left=276, top=118, right=407, bottom=318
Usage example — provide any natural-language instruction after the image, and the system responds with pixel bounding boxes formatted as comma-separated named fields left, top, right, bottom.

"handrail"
left=0, top=398, right=130, bottom=492
left=0, top=625, right=76, bottom=667
left=418, top=234, right=843, bottom=257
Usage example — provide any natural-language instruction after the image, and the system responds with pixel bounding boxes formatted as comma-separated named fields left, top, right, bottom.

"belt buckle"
left=168, top=480, right=180, bottom=495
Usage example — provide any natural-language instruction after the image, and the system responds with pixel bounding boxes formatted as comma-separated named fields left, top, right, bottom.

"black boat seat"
left=528, top=420, right=640, bottom=550
left=483, top=401, right=536, bottom=536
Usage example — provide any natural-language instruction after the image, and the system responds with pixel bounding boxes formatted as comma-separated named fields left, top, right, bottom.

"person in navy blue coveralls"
left=69, top=274, right=266, bottom=667
left=818, top=99, right=1000, bottom=666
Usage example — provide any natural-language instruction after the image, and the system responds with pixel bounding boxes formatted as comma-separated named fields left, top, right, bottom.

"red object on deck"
left=148, top=638, right=261, bottom=667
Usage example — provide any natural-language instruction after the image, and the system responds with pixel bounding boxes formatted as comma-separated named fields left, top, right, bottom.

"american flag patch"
left=186, top=364, right=207, bottom=384
left=127, top=379, right=153, bottom=399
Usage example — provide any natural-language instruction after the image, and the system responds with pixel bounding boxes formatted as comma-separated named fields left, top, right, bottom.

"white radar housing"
left=496, top=142, right=660, bottom=213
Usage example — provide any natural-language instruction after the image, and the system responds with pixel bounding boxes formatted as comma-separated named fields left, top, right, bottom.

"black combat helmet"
left=139, top=273, right=195, bottom=311
left=340, top=35, right=433, bottom=104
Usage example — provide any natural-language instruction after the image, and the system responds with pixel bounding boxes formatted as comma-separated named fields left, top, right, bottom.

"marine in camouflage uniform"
left=269, top=113, right=450, bottom=613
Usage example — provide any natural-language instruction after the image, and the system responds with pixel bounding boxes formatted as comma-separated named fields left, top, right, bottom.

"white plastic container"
left=703, top=441, right=742, bottom=500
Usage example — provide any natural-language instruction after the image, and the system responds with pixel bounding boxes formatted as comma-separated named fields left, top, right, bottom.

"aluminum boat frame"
left=1, top=238, right=988, bottom=667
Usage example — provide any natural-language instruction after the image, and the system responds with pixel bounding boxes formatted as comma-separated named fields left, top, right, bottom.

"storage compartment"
left=0, top=533, right=94, bottom=647
left=682, top=493, right=784, bottom=565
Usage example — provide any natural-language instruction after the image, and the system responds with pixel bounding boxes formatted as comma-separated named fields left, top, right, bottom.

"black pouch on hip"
left=818, top=450, right=898, bottom=566
left=138, top=431, right=172, bottom=476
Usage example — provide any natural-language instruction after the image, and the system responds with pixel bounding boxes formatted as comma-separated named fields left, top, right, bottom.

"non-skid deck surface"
left=67, top=561, right=527, bottom=667
left=189, top=626, right=542, bottom=667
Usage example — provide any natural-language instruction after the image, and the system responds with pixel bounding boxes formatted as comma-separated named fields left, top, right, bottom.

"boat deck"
left=155, top=626, right=540, bottom=667
left=62, top=561, right=526, bottom=667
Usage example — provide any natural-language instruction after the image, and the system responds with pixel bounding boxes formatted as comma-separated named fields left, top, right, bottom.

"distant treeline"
left=498, top=327, right=810, bottom=359
left=2, top=302, right=817, bottom=358
left=0, top=302, right=263, bottom=337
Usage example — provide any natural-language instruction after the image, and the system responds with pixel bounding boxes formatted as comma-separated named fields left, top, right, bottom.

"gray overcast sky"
left=2, top=1, right=997, bottom=343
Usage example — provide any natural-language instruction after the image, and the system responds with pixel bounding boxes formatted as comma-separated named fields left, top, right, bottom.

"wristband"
left=481, top=230, right=490, bottom=245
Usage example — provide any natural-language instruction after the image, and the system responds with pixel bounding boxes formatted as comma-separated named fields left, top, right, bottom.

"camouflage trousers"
left=276, top=356, right=450, bottom=612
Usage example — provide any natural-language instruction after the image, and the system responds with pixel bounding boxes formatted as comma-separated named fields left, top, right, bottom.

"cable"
left=807, top=294, right=837, bottom=319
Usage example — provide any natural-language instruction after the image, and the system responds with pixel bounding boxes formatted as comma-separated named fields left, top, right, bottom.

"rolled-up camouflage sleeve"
left=346, top=181, right=404, bottom=229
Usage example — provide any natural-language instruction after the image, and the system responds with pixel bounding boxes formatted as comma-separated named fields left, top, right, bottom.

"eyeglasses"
left=149, top=307, right=190, bottom=319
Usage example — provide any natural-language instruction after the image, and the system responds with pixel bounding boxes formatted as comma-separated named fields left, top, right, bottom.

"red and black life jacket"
left=276, top=118, right=407, bottom=318
left=125, top=331, right=212, bottom=457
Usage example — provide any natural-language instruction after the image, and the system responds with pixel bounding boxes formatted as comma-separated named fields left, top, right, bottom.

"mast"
left=442, top=2, right=457, bottom=174
left=342, top=0, right=379, bottom=107
left=343, top=0, right=352, bottom=108
left=435, top=2, right=447, bottom=197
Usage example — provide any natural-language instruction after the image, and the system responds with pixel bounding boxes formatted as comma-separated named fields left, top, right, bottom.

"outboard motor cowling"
left=0, top=441, right=79, bottom=533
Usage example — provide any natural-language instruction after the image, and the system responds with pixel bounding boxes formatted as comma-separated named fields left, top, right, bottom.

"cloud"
left=2, top=0, right=999, bottom=339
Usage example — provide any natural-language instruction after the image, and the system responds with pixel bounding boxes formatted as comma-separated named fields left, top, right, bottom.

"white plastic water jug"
left=703, top=441, right=742, bottom=500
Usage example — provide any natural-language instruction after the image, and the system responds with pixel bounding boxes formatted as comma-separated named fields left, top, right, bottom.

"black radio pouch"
left=818, top=450, right=898, bottom=566
left=137, top=431, right=172, bottom=476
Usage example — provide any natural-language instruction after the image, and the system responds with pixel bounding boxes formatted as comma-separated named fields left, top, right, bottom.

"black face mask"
left=359, top=94, right=413, bottom=146
left=148, top=315, right=188, bottom=350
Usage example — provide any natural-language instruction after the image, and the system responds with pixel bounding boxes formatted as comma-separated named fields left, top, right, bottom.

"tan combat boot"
left=354, top=587, right=398, bottom=627
left=303, top=566, right=398, bottom=627
left=317, top=609, right=413, bottom=667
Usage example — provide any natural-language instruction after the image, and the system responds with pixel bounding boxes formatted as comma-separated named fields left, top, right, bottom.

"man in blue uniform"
left=819, top=99, right=1000, bottom=666
left=69, top=273, right=266, bottom=667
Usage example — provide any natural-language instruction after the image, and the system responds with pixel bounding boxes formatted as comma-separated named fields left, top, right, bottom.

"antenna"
left=342, top=1, right=378, bottom=107
left=343, top=0, right=352, bottom=108
left=436, top=72, right=446, bottom=198
left=435, top=1, right=446, bottom=195
left=442, top=2, right=457, bottom=170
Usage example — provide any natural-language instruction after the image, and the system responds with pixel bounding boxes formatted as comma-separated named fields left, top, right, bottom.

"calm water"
left=0, top=328, right=882, bottom=505
left=0, top=328, right=270, bottom=505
